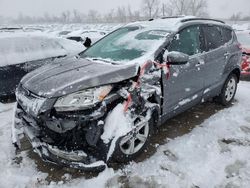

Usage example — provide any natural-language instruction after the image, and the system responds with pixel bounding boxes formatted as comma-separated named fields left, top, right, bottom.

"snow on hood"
left=0, top=32, right=84, bottom=67
left=21, top=58, right=139, bottom=98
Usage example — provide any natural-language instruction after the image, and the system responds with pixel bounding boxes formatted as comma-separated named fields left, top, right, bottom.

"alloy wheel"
left=225, top=77, right=236, bottom=102
left=119, top=118, right=149, bottom=155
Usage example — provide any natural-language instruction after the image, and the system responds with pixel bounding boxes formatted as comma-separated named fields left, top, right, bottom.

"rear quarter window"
left=203, top=25, right=224, bottom=51
left=221, top=28, right=233, bottom=44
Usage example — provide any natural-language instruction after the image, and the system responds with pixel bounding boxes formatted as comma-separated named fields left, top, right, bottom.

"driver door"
left=162, top=25, right=206, bottom=118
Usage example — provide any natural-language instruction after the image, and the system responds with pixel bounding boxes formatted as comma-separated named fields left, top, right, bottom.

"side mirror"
left=164, top=51, right=189, bottom=65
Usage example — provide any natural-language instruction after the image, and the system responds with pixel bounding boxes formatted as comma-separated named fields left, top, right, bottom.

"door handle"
left=195, top=62, right=202, bottom=67
left=224, top=52, right=230, bottom=57
left=195, top=60, right=205, bottom=67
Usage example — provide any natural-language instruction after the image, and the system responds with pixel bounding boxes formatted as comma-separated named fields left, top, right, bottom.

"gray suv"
left=12, top=17, right=241, bottom=171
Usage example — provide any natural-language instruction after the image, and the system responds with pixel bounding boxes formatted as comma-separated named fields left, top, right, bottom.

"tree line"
left=1, top=0, right=242, bottom=24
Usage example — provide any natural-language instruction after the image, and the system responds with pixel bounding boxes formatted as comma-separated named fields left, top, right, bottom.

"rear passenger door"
left=221, top=27, right=242, bottom=75
left=201, top=25, right=227, bottom=88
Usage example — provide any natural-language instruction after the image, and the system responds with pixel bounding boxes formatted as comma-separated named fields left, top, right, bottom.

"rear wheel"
left=217, top=74, right=238, bottom=106
left=112, top=116, right=153, bottom=163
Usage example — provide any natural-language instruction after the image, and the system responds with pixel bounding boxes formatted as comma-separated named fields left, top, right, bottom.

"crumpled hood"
left=21, top=58, right=138, bottom=98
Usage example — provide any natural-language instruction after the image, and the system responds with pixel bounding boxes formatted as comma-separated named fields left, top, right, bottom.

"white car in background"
left=66, top=29, right=108, bottom=46
left=0, top=32, right=85, bottom=100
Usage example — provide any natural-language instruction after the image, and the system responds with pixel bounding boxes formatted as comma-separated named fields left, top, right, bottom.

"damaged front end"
left=12, top=61, right=163, bottom=172
left=12, top=84, right=123, bottom=172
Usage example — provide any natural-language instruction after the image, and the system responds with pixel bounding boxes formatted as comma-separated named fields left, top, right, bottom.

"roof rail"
left=161, top=16, right=185, bottom=19
left=181, top=18, right=225, bottom=24
left=148, top=16, right=186, bottom=21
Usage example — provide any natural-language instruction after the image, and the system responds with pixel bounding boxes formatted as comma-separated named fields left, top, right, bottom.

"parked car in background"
left=236, top=31, right=250, bottom=79
left=13, top=17, right=241, bottom=172
left=66, top=36, right=92, bottom=48
left=58, top=30, right=71, bottom=36
left=66, top=29, right=107, bottom=45
left=0, top=33, right=85, bottom=101
left=0, top=27, right=23, bottom=33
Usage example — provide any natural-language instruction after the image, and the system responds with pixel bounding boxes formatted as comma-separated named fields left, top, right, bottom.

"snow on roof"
left=0, top=32, right=84, bottom=67
left=126, top=16, right=227, bottom=32
left=126, top=16, right=195, bottom=32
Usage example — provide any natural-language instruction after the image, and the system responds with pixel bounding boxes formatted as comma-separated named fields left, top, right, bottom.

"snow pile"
left=0, top=103, right=47, bottom=188
left=101, top=103, right=132, bottom=144
left=0, top=102, right=11, bottom=112
left=101, top=103, right=133, bottom=160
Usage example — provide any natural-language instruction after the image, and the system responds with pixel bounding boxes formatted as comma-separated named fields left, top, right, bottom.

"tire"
left=111, top=116, right=154, bottom=163
left=217, top=74, right=238, bottom=106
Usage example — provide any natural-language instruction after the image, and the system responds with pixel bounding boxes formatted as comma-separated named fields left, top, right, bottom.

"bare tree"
left=230, top=12, right=242, bottom=23
left=61, top=11, right=71, bottom=23
left=133, top=10, right=141, bottom=21
left=142, top=0, right=160, bottom=19
left=116, top=6, right=127, bottom=23
left=87, top=9, right=100, bottom=23
left=103, top=9, right=115, bottom=23
left=168, top=0, right=189, bottom=15
left=43, top=12, right=52, bottom=23
left=127, top=5, right=133, bottom=21
left=72, top=9, right=82, bottom=23
left=189, top=0, right=208, bottom=16
left=167, top=0, right=208, bottom=17
left=161, top=3, right=173, bottom=17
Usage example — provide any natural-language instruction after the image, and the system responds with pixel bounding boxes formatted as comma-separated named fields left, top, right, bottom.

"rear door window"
left=168, top=26, right=202, bottom=56
left=203, top=25, right=224, bottom=51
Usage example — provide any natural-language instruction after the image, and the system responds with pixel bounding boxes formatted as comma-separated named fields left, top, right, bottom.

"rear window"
left=203, top=26, right=223, bottom=51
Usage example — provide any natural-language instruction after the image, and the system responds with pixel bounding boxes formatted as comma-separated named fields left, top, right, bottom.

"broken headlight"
left=54, top=85, right=112, bottom=112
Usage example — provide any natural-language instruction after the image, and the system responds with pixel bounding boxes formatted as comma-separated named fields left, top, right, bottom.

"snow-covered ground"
left=1, top=81, right=250, bottom=188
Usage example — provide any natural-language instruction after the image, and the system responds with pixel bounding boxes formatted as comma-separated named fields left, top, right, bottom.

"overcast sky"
left=0, top=0, right=249, bottom=19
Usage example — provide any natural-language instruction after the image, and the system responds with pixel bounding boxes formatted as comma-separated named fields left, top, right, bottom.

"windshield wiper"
left=86, top=57, right=118, bottom=65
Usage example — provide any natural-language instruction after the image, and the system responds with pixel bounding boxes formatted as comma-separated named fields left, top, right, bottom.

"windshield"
left=80, top=27, right=168, bottom=63
left=237, top=32, right=250, bottom=46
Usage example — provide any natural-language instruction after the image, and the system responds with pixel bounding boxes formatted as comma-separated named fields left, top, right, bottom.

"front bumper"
left=12, top=104, right=107, bottom=172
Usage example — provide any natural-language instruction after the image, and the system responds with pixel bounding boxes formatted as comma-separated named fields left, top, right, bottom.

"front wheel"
left=217, top=74, right=238, bottom=106
left=112, top=116, right=154, bottom=163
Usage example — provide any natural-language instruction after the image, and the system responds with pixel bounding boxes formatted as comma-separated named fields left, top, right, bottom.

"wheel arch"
left=147, top=103, right=161, bottom=127
left=231, top=68, right=241, bottom=82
